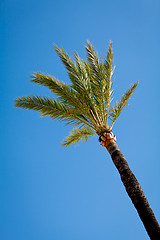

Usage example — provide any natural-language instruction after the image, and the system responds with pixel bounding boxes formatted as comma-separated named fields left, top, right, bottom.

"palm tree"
left=14, top=41, right=160, bottom=239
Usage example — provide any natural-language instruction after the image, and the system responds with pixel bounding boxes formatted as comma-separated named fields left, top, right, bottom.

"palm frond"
left=71, top=52, right=92, bottom=98
left=54, top=45, right=82, bottom=92
left=104, top=41, right=114, bottom=83
left=73, top=52, right=103, bottom=126
left=14, top=95, right=97, bottom=129
left=109, top=81, right=139, bottom=128
left=85, top=41, right=105, bottom=94
left=54, top=46, right=102, bottom=127
left=31, top=72, right=102, bottom=128
left=85, top=41, right=107, bottom=124
left=31, top=72, right=82, bottom=109
left=14, top=95, right=70, bottom=118
left=31, top=72, right=68, bottom=95
left=54, top=45, right=77, bottom=77
left=62, top=127, right=96, bottom=147
left=85, top=41, right=104, bottom=80
left=103, top=41, right=114, bottom=124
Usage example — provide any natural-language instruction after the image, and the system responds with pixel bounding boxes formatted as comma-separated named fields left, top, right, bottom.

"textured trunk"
left=99, top=133, right=160, bottom=240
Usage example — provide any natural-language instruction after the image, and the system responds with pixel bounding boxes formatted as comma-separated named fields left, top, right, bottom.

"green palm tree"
left=14, top=41, right=160, bottom=239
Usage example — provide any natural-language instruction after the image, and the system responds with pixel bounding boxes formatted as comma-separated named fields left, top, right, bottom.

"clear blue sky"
left=1, top=0, right=160, bottom=239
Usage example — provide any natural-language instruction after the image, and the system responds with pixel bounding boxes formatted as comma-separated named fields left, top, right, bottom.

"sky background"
left=1, top=0, right=160, bottom=239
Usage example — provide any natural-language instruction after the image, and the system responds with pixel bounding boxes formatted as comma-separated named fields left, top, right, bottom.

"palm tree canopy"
left=14, top=41, right=138, bottom=146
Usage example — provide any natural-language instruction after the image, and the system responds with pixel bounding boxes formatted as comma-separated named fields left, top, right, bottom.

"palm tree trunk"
left=99, top=133, right=160, bottom=240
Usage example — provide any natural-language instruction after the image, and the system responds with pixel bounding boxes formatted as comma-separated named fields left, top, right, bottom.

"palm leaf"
left=103, top=41, right=114, bottom=124
left=62, top=127, right=96, bottom=147
left=31, top=72, right=83, bottom=109
left=85, top=41, right=104, bottom=84
left=73, top=52, right=103, bottom=126
left=109, top=81, right=139, bottom=128
left=54, top=45, right=83, bottom=93
left=54, top=46, right=102, bottom=127
left=14, top=95, right=97, bottom=129
left=54, top=45, right=78, bottom=77
left=85, top=42, right=107, bottom=123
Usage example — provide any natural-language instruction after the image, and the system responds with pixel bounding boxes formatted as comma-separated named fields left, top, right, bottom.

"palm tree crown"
left=14, top=41, right=138, bottom=146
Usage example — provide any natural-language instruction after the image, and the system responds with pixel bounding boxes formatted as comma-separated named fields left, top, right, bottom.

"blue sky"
left=1, top=0, right=160, bottom=239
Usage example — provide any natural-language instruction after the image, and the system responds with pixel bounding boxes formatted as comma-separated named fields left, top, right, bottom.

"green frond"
left=54, top=45, right=77, bottom=76
left=85, top=41, right=108, bottom=124
left=31, top=72, right=82, bottom=109
left=104, top=41, right=114, bottom=82
left=85, top=41, right=105, bottom=92
left=62, top=127, right=96, bottom=147
left=104, top=41, right=114, bottom=124
left=54, top=46, right=102, bottom=126
left=54, top=45, right=82, bottom=91
left=14, top=95, right=97, bottom=129
left=85, top=41, right=105, bottom=81
left=72, top=52, right=104, bottom=126
left=31, top=72, right=67, bottom=95
left=73, top=52, right=93, bottom=97
left=31, top=72, right=102, bottom=128
left=14, top=95, right=70, bottom=118
left=109, top=81, right=139, bottom=128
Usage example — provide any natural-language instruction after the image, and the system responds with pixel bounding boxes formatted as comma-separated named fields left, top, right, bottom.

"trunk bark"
left=100, top=133, right=160, bottom=240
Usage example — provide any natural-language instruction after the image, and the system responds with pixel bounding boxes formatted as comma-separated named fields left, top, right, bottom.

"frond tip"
left=62, top=127, right=96, bottom=147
